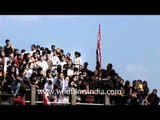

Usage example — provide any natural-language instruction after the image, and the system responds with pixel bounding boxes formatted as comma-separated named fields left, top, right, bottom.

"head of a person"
left=142, top=80, right=148, bottom=87
left=79, top=74, right=84, bottom=81
left=132, top=80, right=137, bottom=87
left=107, top=63, right=113, bottom=70
left=56, top=48, right=61, bottom=55
left=72, top=75, right=78, bottom=82
left=5, top=39, right=10, bottom=46
left=60, top=49, right=64, bottom=55
left=37, top=67, right=43, bottom=75
left=0, top=46, right=3, bottom=52
left=36, top=50, right=40, bottom=56
left=0, top=51, right=5, bottom=57
left=48, top=79, right=53, bottom=85
left=46, top=69, right=52, bottom=78
left=82, top=71, right=87, bottom=77
left=23, top=53, right=29, bottom=62
left=58, top=72, right=64, bottom=79
left=152, top=89, right=157, bottom=95
left=71, top=64, right=75, bottom=70
left=125, top=80, right=130, bottom=87
left=66, top=55, right=71, bottom=63
left=36, top=45, right=40, bottom=50
left=27, top=53, right=31, bottom=59
left=65, top=76, right=70, bottom=81
left=33, top=52, right=38, bottom=59
left=11, top=66, right=16, bottom=73
left=42, top=51, right=47, bottom=57
left=120, top=79, right=124, bottom=85
left=61, top=55, right=65, bottom=62
left=30, top=73, right=37, bottom=82
left=137, top=79, right=142, bottom=84
left=46, top=50, right=51, bottom=59
left=84, top=62, right=88, bottom=68
left=74, top=67, right=78, bottom=72
left=40, top=47, right=44, bottom=51
left=74, top=51, right=79, bottom=58
left=66, top=53, right=71, bottom=58
left=17, top=53, right=23, bottom=59
left=51, top=45, right=55, bottom=51
left=40, top=55, right=44, bottom=61
left=14, top=49, right=19, bottom=55
left=31, top=44, right=36, bottom=51
left=21, top=49, right=26, bottom=54
left=44, top=48, right=49, bottom=53
left=53, top=50, right=57, bottom=56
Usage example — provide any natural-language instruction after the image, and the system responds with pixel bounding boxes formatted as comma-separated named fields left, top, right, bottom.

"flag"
left=96, top=24, right=102, bottom=70
left=43, top=91, right=51, bottom=105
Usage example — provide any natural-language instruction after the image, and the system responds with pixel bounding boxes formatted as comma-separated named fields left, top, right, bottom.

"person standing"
left=4, top=39, right=14, bottom=58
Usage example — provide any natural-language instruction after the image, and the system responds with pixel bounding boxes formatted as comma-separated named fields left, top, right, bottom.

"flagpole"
left=96, top=24, right=102, bottom=70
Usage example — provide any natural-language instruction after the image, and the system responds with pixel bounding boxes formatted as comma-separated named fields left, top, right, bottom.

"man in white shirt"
left=50, top=50, right=60, bottom=70
left=30, top=44, right=37, bottom=56
left=62, top=76, right=70, bottom=103
left=59, top=55, right=66, bottom=70
left=55, top=72, right=66, bottom=102
left=43, top=79, right=54, bottom=97
left=67, top=64, right=75, bottom=77
left=24, top=63, right=33, bottom=79
left=74, top=51, right=83, bottom=70
left=36, top=55, right=48, bottom=76
left=50, top=45, right=55, bottom=56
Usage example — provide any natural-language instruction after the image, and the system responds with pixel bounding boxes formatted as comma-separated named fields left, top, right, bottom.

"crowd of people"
left=0, top=39, right=159, bottom=105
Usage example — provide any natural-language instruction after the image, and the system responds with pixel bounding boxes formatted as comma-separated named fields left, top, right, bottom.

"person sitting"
left=146, top=89, right=159, bottom=105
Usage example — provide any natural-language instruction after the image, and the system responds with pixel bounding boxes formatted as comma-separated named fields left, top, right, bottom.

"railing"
left=29, top=85, right=111, bottom=106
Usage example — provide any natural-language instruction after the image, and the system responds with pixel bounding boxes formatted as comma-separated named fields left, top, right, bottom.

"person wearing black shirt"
left=4, top=39, right=14, bottom=57
left=147, top=89, right=159, bottom=105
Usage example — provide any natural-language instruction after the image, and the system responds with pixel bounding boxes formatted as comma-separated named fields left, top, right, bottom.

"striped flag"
left=43, top=91, right=51, bottom=105
left=96, top=24, right=102, bottom=70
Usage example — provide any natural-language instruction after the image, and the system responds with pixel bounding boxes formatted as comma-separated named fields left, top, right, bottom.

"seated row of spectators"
left=0, top=39, right=159, bottom=105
